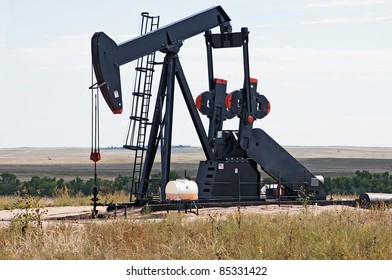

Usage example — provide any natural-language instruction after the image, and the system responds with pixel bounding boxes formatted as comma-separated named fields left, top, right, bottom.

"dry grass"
left=1, top=146, right=391, bottom=259
left=1, top=207, right=392, bottom=260
left=0, top=192, right=130, bottom=210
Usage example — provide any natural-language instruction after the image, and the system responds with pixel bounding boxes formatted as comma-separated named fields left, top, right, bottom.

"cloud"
left=282, top=81, right=308, bottom=88
left=4, top=34, right=91, bottom=72
left=183, top=46, right=392, bottom=80
left=257, top=13, right=392, bottom=27
left=263, top=0, right=392, bottom=11
left=250, top=47, right=392, bottom=81
left=0, top=37, right=5, bottom=50
left=307, top=0, right=392, bottom=8
left=3, top=32, right=153, bottom=73
left=176, top=45, right=392, bottom=93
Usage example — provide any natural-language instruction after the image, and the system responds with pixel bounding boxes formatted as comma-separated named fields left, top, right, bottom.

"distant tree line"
left=0, top=170, right=182, bottom=197
left=263, top=170, right=392, bottom=195
left=324, top=170, right=392, bottom=195
left=1, top=170, right=391, bottom=197
left=0, top=173, right=133, bottom=197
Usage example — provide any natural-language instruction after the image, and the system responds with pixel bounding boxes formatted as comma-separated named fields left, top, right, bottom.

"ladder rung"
left=132, top=92, right=152, bottom=97
left=123, top=145, right=147, bottom=151
left=135, top=67, right=155, bottom=72
left=129, top=116, right=149, bottom=122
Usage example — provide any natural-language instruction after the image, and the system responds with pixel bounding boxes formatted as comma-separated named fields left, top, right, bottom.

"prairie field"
left=1, top=146, right=392, bottom=260
left=1, top=146, right=392, bottom=180
left=1, top=205, right=392, bottom=260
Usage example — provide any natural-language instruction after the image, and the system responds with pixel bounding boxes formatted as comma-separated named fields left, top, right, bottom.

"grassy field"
left=1, top=146, right=392, bottom=180
left=1, top=206, right=392, bottom=260
left=1, top=146, right=392, bottom=260
left=0, top=192, right=130, bottom=210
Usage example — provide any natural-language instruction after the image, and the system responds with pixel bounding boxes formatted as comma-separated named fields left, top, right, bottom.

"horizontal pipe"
left=359, top=192, right=392, bottom=207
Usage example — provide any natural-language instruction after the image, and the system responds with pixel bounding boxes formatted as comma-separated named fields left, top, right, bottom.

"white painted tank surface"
left=315, top=175, right=325, bottom=184
left=359, top=192, right=392, bottom=207
left=165, top=179, right=198, bottom=201
left=311, top=175, right=325, bottom=186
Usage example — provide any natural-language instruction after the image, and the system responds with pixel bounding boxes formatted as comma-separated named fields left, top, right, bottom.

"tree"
left=67, top=177, right=85, bottom=196
left=324, top=170, right=392, bottom=195
left=24, top=176, right=57, bottom=196
left=0, top=172, right=21, bottom=195
left=113, top=175, right=132, bottom=193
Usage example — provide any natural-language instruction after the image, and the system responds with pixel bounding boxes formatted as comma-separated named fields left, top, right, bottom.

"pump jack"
left=91, top=6, right=327, bottom=205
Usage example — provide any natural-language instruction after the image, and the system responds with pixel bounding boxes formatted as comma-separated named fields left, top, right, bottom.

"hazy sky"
left=1, top=0, right=391, bottom=148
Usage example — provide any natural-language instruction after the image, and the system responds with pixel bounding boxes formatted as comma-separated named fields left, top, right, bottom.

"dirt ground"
left=0, top=203, right=363, bottom=227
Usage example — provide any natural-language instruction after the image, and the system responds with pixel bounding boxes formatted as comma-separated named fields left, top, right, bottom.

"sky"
left=0, top=0, right=391, bottom=148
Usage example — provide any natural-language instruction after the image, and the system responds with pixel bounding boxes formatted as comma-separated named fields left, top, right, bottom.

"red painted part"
left=195, top=94, right=202, bottom=110
left=246, top=115, right=254, bottom=124
left=225, top=93, right=232, bottom=110
left=113, top=108, right=123, bottom=114
left=214, top=78, right=227, bottom=85
left=249, top=77, right=258, bottom=84
left=90, top=151, right=101, bottom=162
left=267, top=101, right=271, bottom=115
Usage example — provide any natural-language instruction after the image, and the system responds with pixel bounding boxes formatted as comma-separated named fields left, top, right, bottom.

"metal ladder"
left=123, top=12, right=160, bottom=200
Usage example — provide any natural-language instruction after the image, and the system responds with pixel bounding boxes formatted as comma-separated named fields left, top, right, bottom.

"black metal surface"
left=91, top=33, right=122, bottom=114
left=196, top=158, right=260, bottom=199
left=175, top=60, right=214, bottom=160
left=205, top=30, right=215, bottom=92
left=198, top=79, right=236, bottom=146
left=92, top=6, right=327, bottom=204
left=91, top=6, right=231, bottom=114
left=138, top=51, right=216, bottom=202
left=246, top=128, right=327, bottom=200
left=160, top=52, right=176, bottom=201
left=116, top=6, right=230, bottom=65
left=206, top=32, right=244, bottom=48
left=240, top=28, right=252, bottom=117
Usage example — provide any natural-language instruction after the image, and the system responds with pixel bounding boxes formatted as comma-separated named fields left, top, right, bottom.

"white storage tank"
left=311, top=175, right=325, bottom=186
left=165, top=179, right=198, bottom=201
left=315, top=175, right=325, bottom=184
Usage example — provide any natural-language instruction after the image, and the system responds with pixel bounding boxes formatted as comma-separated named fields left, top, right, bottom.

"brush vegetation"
left=2, top=170, right=392, bottom=201
left=0, top=171, right=183, bottom=198
left=1, top=207, right=392, bottom=260
left=1, top=169, right=392, bottom=260
left=0, top=192, right=130, bottom=210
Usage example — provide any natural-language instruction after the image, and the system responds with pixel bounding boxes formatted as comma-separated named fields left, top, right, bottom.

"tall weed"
left=1, top=208, right=392, bottom=259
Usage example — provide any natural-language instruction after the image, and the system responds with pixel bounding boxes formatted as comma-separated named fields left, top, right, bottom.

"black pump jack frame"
left=91, top=6, right=327, bottom=205
left=139, top=27, right=253, bottom=202
left=137, top=42, right=215, bottom=202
